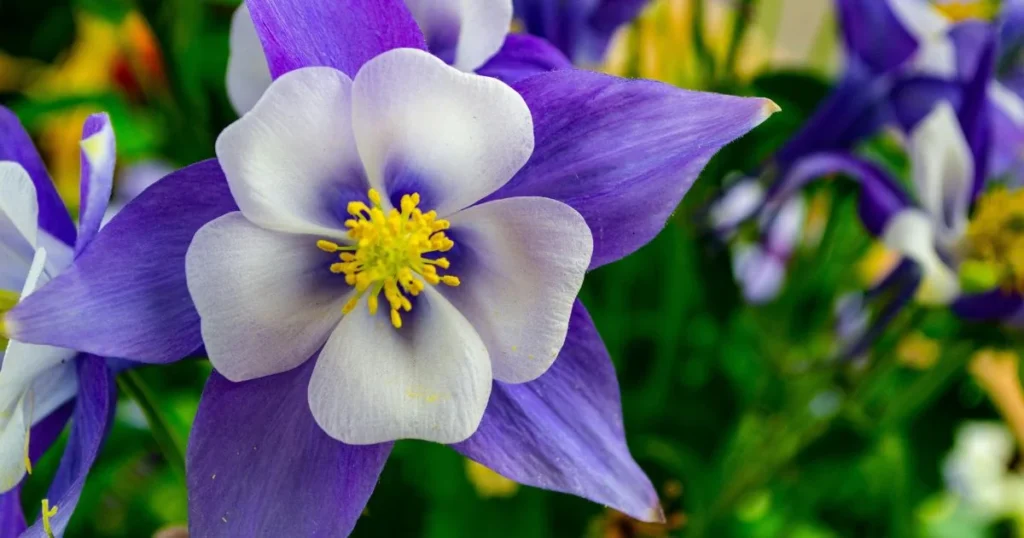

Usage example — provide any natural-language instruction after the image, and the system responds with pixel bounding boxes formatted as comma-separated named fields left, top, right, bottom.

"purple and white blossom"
left=8, top=0, right=778, bottom=535
left=0, top=108, right=117, bottom=537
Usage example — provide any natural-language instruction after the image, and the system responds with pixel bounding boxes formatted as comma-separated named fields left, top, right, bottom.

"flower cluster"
left=0, top=0, right=775, bottom=535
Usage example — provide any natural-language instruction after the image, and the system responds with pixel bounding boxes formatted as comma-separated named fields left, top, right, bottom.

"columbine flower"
left=0, top=107, right=117, bottom=537
left=780, top=64, right=1024, bottom=326
left=226, top=0, right=572, bottom=115
left=775, top=0, right=1024, bottom=179
left=512, top=0, right=650, bottom=65
left=9, top=0, right=777, bottom=534
left=190, top=49, right=596, bottom=445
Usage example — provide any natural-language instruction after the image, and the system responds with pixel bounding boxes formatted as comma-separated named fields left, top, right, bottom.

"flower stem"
left=723, top=0, right=757, bottom=84
left=116, top=370, right=187, bottom=483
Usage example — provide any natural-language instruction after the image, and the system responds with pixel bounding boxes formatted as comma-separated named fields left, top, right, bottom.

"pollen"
left=964, top=188, right=1024, bottom=294
left=318, top=189, right=459, bottom=328
left=933, top=0, right=998, bottom=22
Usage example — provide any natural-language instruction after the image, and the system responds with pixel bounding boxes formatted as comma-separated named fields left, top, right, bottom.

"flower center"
left=933, top=0, right=997, bottom=22
left=317, top=189, right=460, bottom=329
left=963, top=188, right=1024, bottom=294
left=0, top=288, right=18, bottom=351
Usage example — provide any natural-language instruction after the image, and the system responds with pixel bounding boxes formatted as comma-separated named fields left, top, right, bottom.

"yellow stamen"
left=933, top=0, right=998, bottom=22
left=319, top=189, right=461, bottom=329
left=41, top=499, right=57, bottom=538
left=964, top=188, right=1024, bottom=294
left=0, top=288, right=18, bottom=351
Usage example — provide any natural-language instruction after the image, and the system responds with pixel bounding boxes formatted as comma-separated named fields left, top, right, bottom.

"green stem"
left=691, top=0, right=717, bottom=86
left=723, top=0, right=757, bottom=85
left=117, top=370, right=187, bottom=483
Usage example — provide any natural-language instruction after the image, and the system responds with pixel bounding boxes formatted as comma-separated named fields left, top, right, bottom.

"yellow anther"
left=319, top=190, right=460, bottom=329
left=41, top=499, right=57, bottom=538
left=317, top=240, right=341, bottom=253
left=965, top=188, right=1024, bottom=294
left=368, top=188, right=383, bottom=206
left=390, top=309, right=403, bottom=329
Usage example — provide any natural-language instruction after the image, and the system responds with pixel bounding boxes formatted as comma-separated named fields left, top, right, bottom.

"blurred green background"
left=3, top=0, right=1023, bottom=536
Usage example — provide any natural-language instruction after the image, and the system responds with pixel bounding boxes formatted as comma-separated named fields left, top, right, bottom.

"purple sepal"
left=476, top=34, right=572, bottom=85
left=246, top=0, right=426, bottom=79
left=453, top=301, right=663, bottom=523
left=187, top=360, right=392, bottom=538
left=76, top=113, right=116, bottom=256
left=955, top=25, right=995, bottom=200
left=775, top=64, right=894, bottom=170
left=0, top=488, right=24, bottom=538
left=0, top=106, right=76, bottom=246
left=488, top=68, right=774, bottom=268
left=514, top=0, right=649, bottom=63
left=836, top=0, right=917, bottom=75
left=23, top=356, right=115, bottom=538
left=890, top=77, right=962, bottom=131
left=773, top=153, right=910, bottom=237
left=953, top=290, right=1024, bottom=321
left=8, top=160, right=235, bottom=364
left=0, top=402, right=74, bottom=538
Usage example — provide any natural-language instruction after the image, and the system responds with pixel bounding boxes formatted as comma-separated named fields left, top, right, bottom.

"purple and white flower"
left=0, top=108, right=117, bottom=537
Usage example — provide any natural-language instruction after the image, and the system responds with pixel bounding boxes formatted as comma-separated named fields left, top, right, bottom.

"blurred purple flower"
left=778, top=35, right=1024, bottom=324
left=776, top=0, right=1024, bottom=183
left=512, top=0, right=650, bottom=64
left=8, top=0, right=777, bottom=535
left=0, top=107, right=117, bottom=537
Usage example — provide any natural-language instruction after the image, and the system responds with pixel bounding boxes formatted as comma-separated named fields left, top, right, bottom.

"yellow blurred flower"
left=464, top=459, right=519, bottom=498
left=603, top=0, right=837, bottom=88
left=896, top=332, right=941, bottom=370
left=858, top=243, right=902, bottom=288
left=1, top=10, right=164, bottom=210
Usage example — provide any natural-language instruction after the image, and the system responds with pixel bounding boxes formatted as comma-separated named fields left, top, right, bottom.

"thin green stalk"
left=723, top=0, right=757, bottom=85
left=117, top=370, right=187, bottom=483
left=691, top=0, right=717, bottom=86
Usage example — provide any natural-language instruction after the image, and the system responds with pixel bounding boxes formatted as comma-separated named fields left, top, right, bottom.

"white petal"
left=186, top=213, right=350, bottom=382
left=883, top=209, right=961, bottom=305
left=990, top=82, right=1024, bottom=127
left=765, top=195, right=805, bottom=256
left=404, top=0, right=513, bottom=72
left=443, top=197, right=592, bottom=383
left=0, top=162, right=39, bottom=291
left=888, top=0, right=950, bottom=41
left=909, top=102, right=973, bottom=246
left=216, top=67, right=364, bottom=238
left=0, top=248, right=77, bottom=394
left=0, top=162, right=38, bottom=249
left=226, top=4, right=273, bottom=116
left=28, top=361, right=78, bottom=425
left=732, top=244, right=786, bottom=305
left=710, top=178, right=765, bottom=232
left=351, top=48, right=533, bottom=217
left=0, top=393, right=29, bottom=493
left=309, top=286, right=491, bottom=444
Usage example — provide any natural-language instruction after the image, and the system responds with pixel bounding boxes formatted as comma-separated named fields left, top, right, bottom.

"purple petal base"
left=187, top=360, right=392, bottom=538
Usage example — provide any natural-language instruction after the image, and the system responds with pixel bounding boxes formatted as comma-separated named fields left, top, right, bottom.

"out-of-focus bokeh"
left=3, top=0, right=1024, bottom=536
